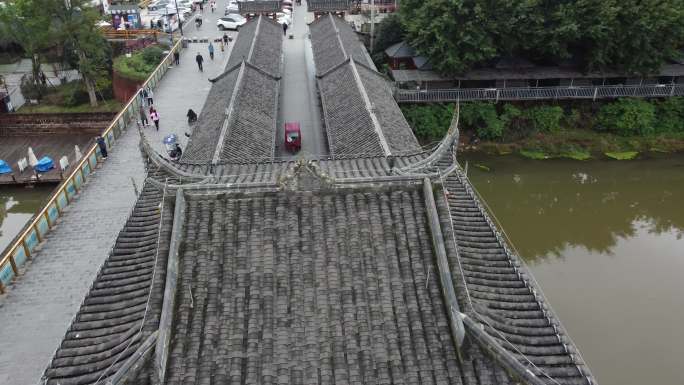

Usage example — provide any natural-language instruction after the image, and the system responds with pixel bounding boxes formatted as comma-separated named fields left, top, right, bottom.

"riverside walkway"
left=0, top=8, right=236, bottom=383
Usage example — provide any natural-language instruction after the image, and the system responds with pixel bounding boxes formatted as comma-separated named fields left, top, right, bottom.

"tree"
left=0, top=0, right=54, bottom=97
left=399, top=0, right=684, bottom=75
left=50, top=0, right=111, bottom=107
left=374, top=13, right=404, bottom=54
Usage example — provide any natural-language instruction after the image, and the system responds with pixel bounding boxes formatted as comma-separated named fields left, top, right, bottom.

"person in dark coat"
left=173, top=50, right=180, bottom=65
left=139, top=107, right=149, bottom=127
left=282, top=22, right=288, bottom=35
left=187, top=109, right=197, bottom=123
left=96, top=136, right=108, bottom=159
left=195, top=52, right=204, bottom=71
left=223, top=33, right=229, bottom=44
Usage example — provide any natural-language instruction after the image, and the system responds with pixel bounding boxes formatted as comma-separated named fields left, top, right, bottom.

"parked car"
left=225, top=2, right=239, bottom=14
left=217, top=15, right=246, bottom=30
left=148, top=0, right=170, bottom=11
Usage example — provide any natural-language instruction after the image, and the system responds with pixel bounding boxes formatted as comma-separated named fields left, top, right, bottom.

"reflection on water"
left=462, top=153, right=684, bottom=385
left=0, top=186, right=54, bottom=253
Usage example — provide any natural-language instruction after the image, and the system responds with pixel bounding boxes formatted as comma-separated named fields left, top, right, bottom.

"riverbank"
left=465, top=129, right=684, bottom=160
left=402, top=98, right=684, bottom=160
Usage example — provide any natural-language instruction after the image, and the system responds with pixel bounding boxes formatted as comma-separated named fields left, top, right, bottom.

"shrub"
left=401, top=103, right=454, bottom=140
left=20, top=74, right=48, bottom=101
left=461, top=102, right=504, bottom=140
left=114, top=46, right=164, bottom=81
left=655, top=97, right=684, bottom=133
left=141, top=46, right=164, bottom=66
left=59, top=81, right=90, bottom=107
left=597, top=98, right=656, bottom=136
left=525, top=105, right=564, bottom=132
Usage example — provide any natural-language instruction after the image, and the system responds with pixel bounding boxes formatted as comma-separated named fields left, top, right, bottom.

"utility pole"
left=174, top=0, right=184, bottom=35
left=370, top=0, right=374, bottom=53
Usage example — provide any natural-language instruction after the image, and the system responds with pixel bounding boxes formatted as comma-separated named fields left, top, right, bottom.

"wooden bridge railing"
left=395, top=83, right=684, bottom=103
left=101, top=28, right=164, bottom=40
left=0, top=38, right=184, bottom=293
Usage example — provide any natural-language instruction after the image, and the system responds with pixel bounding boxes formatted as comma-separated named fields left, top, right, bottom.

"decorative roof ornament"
left=277, top=159, right=335, bottom=192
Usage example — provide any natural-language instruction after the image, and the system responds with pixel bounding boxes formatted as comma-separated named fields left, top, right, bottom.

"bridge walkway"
left=276, top=0, right=327, bottom=160
left=0, top=25, right=234, bottom=385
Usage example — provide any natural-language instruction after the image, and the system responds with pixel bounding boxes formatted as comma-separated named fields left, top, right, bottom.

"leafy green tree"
left=0, top=0, right=54, bottom=95
left=597, top=98, right=656, bottom=136
left=399, top=0, right=684, bottom=75
left=50, top=0, right=111, bottom=107
left=525, top=105, right=564, bottom=133
left=655, top=97, right=684, bottom=133
left=460, top=102, right=505, bottom=140
left=374, top=13, right=404, bottom=54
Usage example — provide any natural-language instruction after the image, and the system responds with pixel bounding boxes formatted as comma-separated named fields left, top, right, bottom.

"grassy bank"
left=402, top=98, right=684, bottom=160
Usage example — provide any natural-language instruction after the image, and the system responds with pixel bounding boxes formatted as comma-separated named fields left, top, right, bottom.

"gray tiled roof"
left=311, top=14, right=419, bottom=157
left=309, top=14, right=374, bottom=75
left=183, top=67, right=242, bottom=162
left=355, top=63, right=420, bottom=153
left=307, top=0, right=350, bottom=12
left=238, top=0, right=282, bottom=13
left=226, top=16, right=282, bottom=77
left=318, top=63, right=385, bottom=156
left=219, top=64, right=279, bottom=163
left=165, top=187, right=517, bottom=385
left=183, top=16, right=281, bottom=163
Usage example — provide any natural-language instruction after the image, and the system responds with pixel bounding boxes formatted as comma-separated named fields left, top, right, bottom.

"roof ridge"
left=348, top=59, right=392, bottom=156
left=246, top=15, right=262, bottom=64
left=244, top=60, right=281, bottom=80
left=209, top=61, right=244, bottom=83
left=212, top=61, right=247, bottom=164
left=317, top=57, right=351, bottom=78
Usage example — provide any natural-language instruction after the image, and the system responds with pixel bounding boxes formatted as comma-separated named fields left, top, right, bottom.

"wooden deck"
left=0, top=135, right=93, bottom=185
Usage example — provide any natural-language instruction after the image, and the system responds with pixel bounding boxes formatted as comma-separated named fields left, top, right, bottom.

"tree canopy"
left=398, top=0, right=684, bottom=75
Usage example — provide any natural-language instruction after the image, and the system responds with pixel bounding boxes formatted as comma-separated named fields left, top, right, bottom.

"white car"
left=276, top=12, right=291, bottom=26
left=225, top=1, right=239, bottom=14
left=217, top=15, right=246, bottom=30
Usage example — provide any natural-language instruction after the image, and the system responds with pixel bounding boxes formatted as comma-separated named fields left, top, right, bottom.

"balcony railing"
left=395, top=83, right=684, bottom=103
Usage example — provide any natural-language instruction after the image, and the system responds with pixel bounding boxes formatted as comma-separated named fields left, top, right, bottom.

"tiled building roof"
left=310, top=14, right=420, bottom=157
left=183, top=16, right=282, bottom=164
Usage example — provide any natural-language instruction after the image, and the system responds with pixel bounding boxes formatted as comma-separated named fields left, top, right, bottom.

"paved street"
left=276, top=0, right=328, bottom=159
left=0, top=3, right=235, bottom=382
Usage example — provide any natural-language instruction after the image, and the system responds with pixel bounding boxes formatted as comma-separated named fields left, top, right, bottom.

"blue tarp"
left=35, top=156, right=54, bottom=173
left=0, top=160, right=11, bottom=174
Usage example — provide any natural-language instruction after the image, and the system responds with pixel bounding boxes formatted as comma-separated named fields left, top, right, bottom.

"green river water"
left=0, top=186, right=54, bottom=254
left=1, top=155, right=683, bottom=385
left=461, top=153, right=684, bottom=385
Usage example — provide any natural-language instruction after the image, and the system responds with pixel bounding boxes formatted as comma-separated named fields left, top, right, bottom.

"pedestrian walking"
left=210, top=2, right=215, bottom=12
left=199, top=2, right=203, bottom=12
left=282, top=22, right=288, bottom=35
left=146, top=87, right=154, bottom=105
left=208, top=42, right=214, bottom=60
left=173, top=50, right=180, bottom=65
left=96, top=136, right=108, bottom=159
left=150, top=109, right=160, bottom=131
left=141, top=87, right=148, bottom=105
left=196, top=52, right=204, bottom=71
left=139, top=107, right=149, bottom=127
left=220, top=40, right=225, bottom=52
left=223, top=33, right=229, bottom=44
